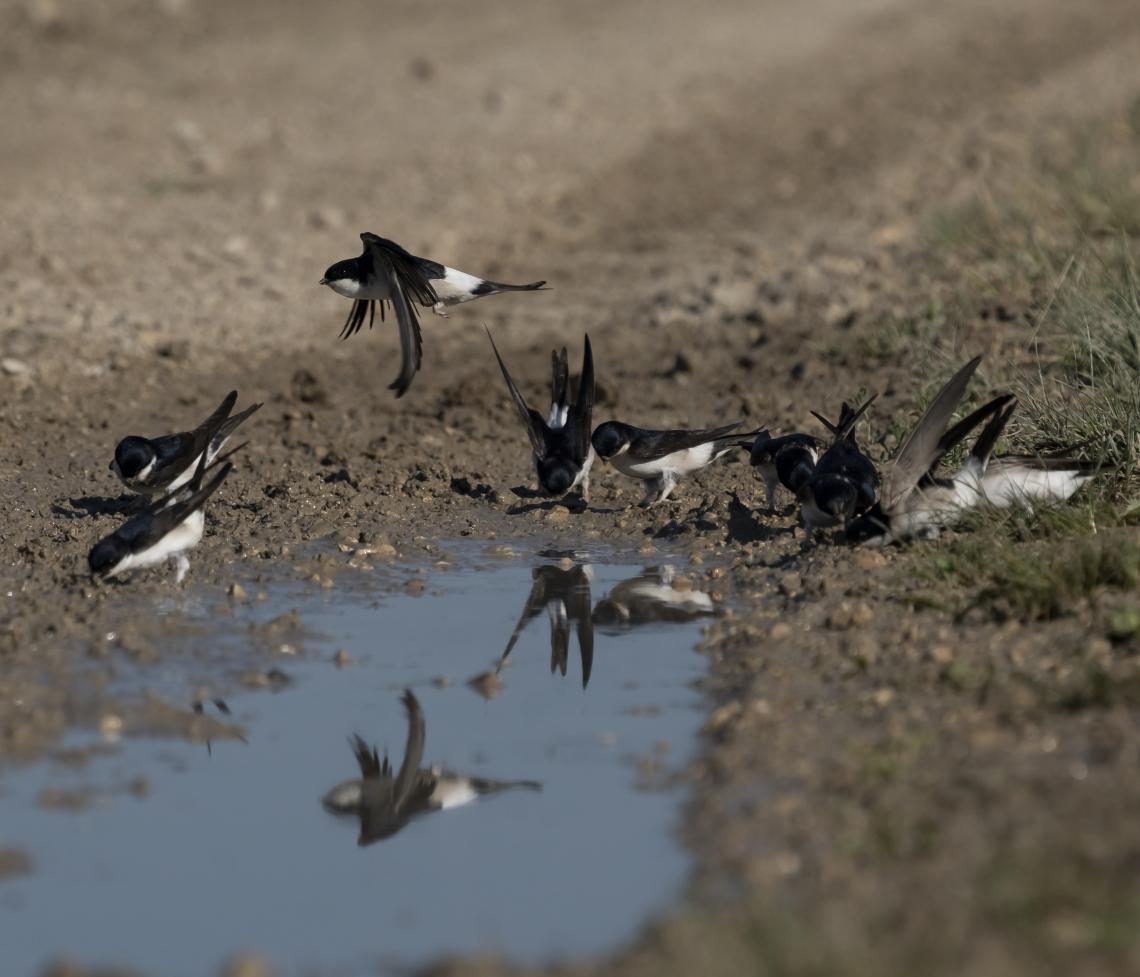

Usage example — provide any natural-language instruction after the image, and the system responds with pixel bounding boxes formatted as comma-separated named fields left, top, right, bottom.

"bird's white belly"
left=131, top=511, right=205, bottom=570
left=618, top=443, right=715, bottom=479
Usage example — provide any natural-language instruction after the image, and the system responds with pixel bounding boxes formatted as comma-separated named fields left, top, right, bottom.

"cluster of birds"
left=86, top=232, right=1105, bottom=583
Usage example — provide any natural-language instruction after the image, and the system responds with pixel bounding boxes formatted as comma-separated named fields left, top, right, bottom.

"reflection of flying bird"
left=321, top=232, right=547, bottom=397
left=592, top=565, right=717, bottom=633
left=497, top=563, right=595, bottom=688
left=322, top=690, right=541, bottom=847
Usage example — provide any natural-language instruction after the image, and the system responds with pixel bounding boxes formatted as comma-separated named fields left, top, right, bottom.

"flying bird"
left=321, top=690, right=541, bottom=846
left=321, top=232, right=547, bottom=397
left=487, top=330, right=595, bottom=503
left=110, top=390, right=260, bottom=498
left=591, top=420, right=756, bottom=506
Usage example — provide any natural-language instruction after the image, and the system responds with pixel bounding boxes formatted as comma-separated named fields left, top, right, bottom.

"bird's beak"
left=319, top=278, right=329, bottom=286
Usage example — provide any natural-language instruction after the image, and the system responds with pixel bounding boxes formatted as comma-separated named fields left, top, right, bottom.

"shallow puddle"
left=0, top=546, right=720, bottom=976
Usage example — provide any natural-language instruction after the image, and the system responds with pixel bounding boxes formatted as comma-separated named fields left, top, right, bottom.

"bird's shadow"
left=507, top=486, right=590, bottom=516
left=53, top=494, right=141, bottom=520
left=725, top=493, right=795, bottom=545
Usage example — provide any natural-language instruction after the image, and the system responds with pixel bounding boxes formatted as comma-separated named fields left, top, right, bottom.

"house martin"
left=487, top=330, right=596, bottom=502
left=321, top=232, right=547, bottom=397
left=591, top=420, right=757, bottom=506
left=796, top=395, right=879, bottom=539
left=110, top=390, right=260, bottom=498
left=749, top=431, right=822, bottom=511
left=321, top=690, right=541, bottom=846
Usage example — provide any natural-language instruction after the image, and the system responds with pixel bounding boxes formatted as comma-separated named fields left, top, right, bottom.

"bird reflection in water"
left=322, top=690, right=541, bottom=846
left=592, top=565, right=717, bottom=633
left=497, top=560, right=595, bottom=688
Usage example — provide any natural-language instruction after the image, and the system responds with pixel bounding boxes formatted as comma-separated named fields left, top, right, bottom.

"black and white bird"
left=321, top=232, right=548, bottom=397
left=749, top=431, right=822, bottom=512
left=796, top=395, right=879, bottom=539
left=847, top=380, right=1010, bottom=544
left=321, top=690, right=541, bottom=847
left=591, top=420, right=757, bottom=506
left=497, top=561, right=595, bottom=688
left=592, top=565, right=717, bottom=633
left=487, top=331, right=596, bottom=503
left=110, top=390, right=260, bottom=498
left=843, top=357, right=990, bottom=545
left=89, top=451, right=235, bottom=584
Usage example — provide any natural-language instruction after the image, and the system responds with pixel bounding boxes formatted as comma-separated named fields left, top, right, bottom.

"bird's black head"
left=538, top=458, right=577, bottom=497
left=320, top=257, right=362, bottom=288
left=113, top=437, right=156, bottom=479
left=591, top=422, right=631, bottom=459
left=749, top=430, right=774, bottom=466
left=813, top=475, right=859, bottom=520
left=88, top=536, right=129, bottom=579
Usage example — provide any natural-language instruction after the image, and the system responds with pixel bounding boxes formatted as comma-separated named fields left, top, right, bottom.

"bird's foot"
left=172, top=554, right=190, bottom=585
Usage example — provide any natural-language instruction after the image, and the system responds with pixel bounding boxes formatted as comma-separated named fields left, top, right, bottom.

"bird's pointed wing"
left=350, top=734, right=382, bottom=779
left=392, top=690, right=426, bottom=812
left=384, top=262, right=424, bottom=398
left=626, top=422, right=741, bottom=462
left=917, top=394, right=1015, bottom=487
left=148, top=391, right=237, bottom=485
left=360, top=233, right=439, bottom=307
left=811, top=393, right=878, bottom=443
left=882, top=356, right=982, bottom=509
left=567, top=334, right=595, bottom=459
left=497, top=568, right=553, bottom=669
left=486, top=328, right=548, bottom=455
left=550, top=347, right=569, bottom=414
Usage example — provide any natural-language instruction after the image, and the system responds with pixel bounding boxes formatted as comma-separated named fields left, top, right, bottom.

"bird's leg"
left=765, top=479, right=778, bottom=513
left=656, top=472, right=678, bottom=504
left=172, top=553, right=190, bottom=585
left=639, top=477, right=663, bottom=508
left=432, top=301, right=449, bottom=318
left=579, top=470, right=590, bottom=505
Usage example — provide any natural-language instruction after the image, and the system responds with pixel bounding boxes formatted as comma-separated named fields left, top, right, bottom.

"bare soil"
left=3, top=0, right=1140, bottom=974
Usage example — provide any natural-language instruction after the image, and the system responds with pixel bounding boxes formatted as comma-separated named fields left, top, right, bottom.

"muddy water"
left=0, top=547, right=720, bottom=977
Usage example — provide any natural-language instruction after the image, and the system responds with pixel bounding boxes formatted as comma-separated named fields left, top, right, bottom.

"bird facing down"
left=89, top=446, right=236, bottom=585
left=110, top=390, right=260, bottom=498
left=321, top=690, right=542, bottom=846
left=796, top=395, right=879, bottom=539
left=591, top=420, right=757, bottom=506
left=487, top=331, right=596, bottom=503
left=750, top=431, right=822, bottom=511
left=321, top=232, right=548, bottom=398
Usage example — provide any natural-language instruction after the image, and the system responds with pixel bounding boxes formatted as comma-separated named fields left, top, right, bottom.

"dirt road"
left=3, top=0, right=1140, bottom=973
